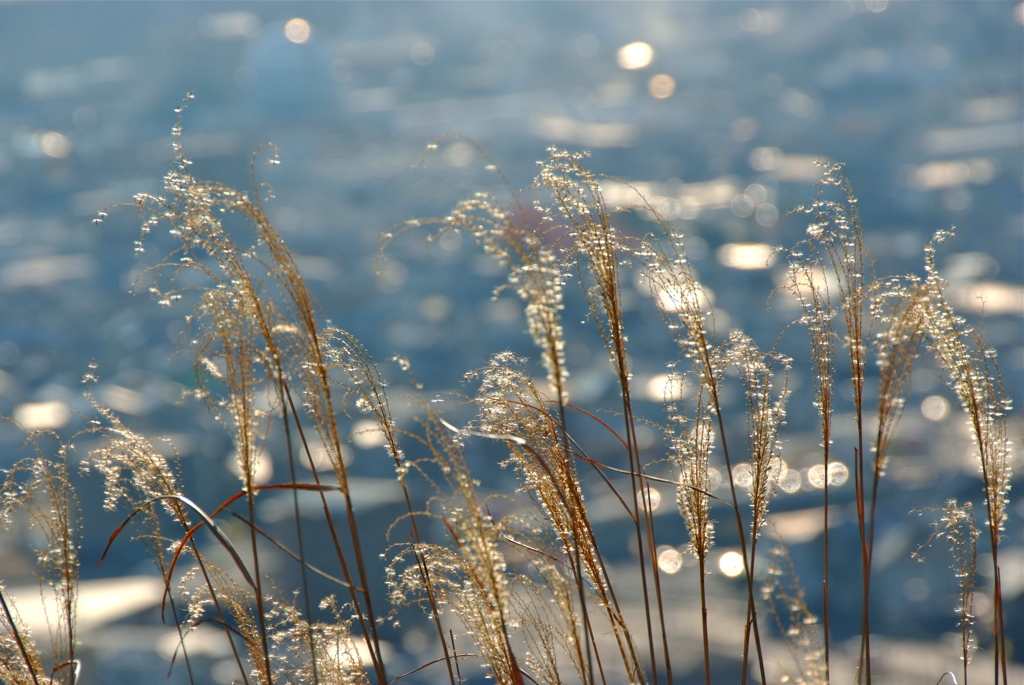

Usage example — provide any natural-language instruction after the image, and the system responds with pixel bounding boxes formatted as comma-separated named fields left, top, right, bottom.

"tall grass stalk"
left=0, top=434, right=79, bottom=685
left=921, top=231, right=1013, bottom=685
left=914, top=499, right=980, bottom=685
left=793, top=165, right=876, bottom=685
left=783, top=239, right=837, bottom=683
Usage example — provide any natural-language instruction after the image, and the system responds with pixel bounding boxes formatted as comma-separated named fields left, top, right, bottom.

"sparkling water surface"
left=1, top=3, right=1021, bottom=684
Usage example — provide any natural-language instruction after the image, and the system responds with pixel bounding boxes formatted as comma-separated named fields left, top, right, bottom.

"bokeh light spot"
left=806, top=464, right=826, bottom=489
left=827, top=462, right=849, bottom=486
left=14, top=400, right=71, bottom=431
left=617, top=42, right=654, bottom=70
left=420, top=294, right=453, bottom=322
left=653, top=281, right=714, bottom=314
left=806, top=462, right=849, bottom=489
left=644, top=373, right=691, bottom=402
left=39, top=131, right=71, bottom=159
left=719, top=551, right=745, bottom=577
left=730, top=116, right=759, bottom=142
left=707, top=467, right=723, bottom=491
left=303, top=443, right=352, bottom=471
left=648, top=74, right=676, bottom=99
left=352, top=418, right=387, bottom=449
left=745, top=183, right=768, bottom=205
left=657, top=546, right=684, bottom=574
left=921, top=394, right=950, bottom=421
left=731, top=194, right=754, bottom=218
left=903, top=576, right=930, bottom=602
left=749, top=146, right=783, bottom=171
left=410, top=40, right=435, bottom=65
left=778, top=468, right=802, bottom=493
left=226, top=449, right=274, bottom=485
left=717, top=242, right=777, bottom=270
left=284, top=18, right=311, bottom=44
left=638, top=486, right=662, bottom=511
left=755, top=203, right=779, bottom=227
left=732, top=463, right=753, bottom=488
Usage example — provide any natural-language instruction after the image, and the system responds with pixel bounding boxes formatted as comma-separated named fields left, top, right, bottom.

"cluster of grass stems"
left=0, top=100, right=1015, bottom=685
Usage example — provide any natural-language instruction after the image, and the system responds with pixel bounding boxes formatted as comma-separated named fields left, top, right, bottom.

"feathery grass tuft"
left=0, top=102, right=1016, bottom=685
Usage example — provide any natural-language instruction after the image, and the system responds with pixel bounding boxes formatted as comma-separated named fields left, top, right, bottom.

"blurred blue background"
left=0, top=2, right=1021, bottom=683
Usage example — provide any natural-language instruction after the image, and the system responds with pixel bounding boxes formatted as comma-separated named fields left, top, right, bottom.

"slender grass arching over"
left=0, top=100, right=1017, bottom=685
